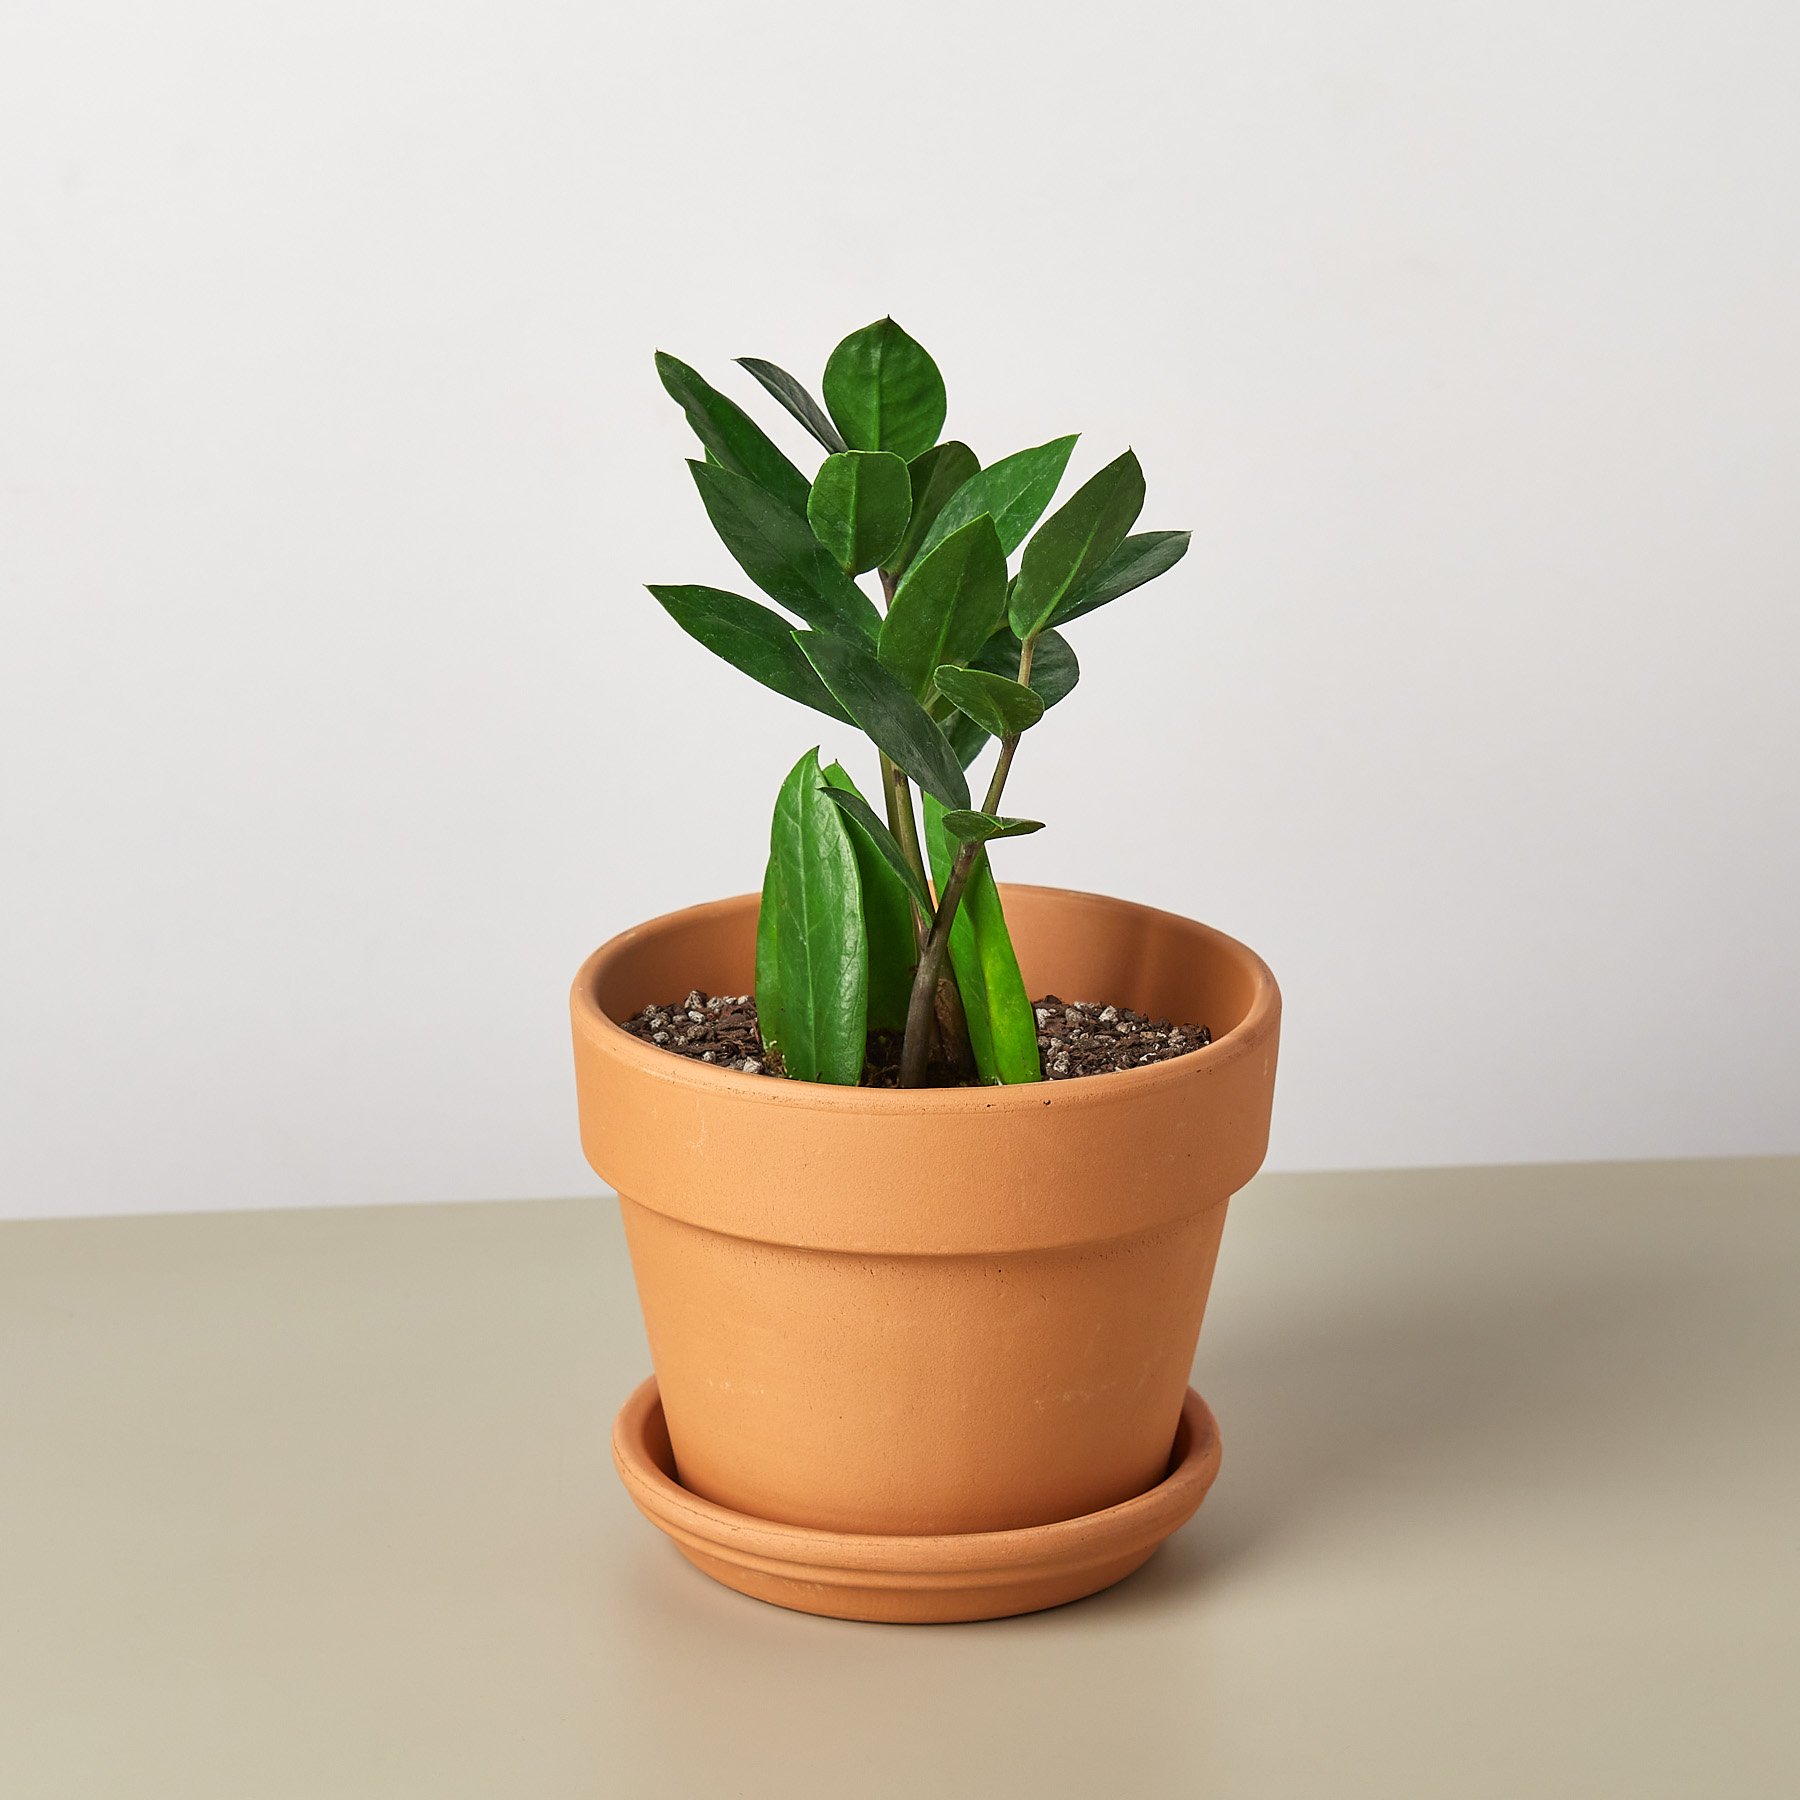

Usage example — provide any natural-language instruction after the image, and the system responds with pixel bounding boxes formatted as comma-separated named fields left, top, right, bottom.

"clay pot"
left=571, top=884, right=1280, bottom=1614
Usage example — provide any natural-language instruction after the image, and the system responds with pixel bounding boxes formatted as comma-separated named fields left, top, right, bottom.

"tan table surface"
left=2, top=1158, right=1796, bottom=1798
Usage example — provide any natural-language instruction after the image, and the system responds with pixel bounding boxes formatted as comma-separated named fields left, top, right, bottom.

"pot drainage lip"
left=610, top=1377, right=1221, bottom=1623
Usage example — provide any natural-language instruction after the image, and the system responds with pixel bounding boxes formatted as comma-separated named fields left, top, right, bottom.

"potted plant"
left=571, top=319, right=1280, bottom=1622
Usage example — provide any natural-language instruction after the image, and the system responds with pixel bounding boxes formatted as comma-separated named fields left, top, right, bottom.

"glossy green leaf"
left=647, top=585, right=851, bottom=723
left=1053, top=530, right=1191, bottom=626
left=1009, top=450, right=1145, bottom=641
left=933, top=665, right=1045, bottom=737
left=939, top=809, right=1045, bottom=846
left=822, top=762, right=918, bottom=1031
left=795, top=631, right=970, bottom=809
left=822, top=318, right=946, bottom=462
left=878, top=515, right=1007, bottom=697
left=656, top=352, right=811, bottom=516
left=941, top=628, right=1079, bottom=765
left=924, top=794, right=1040, bottom=1085
left=765, top=748, right=867, bottom=1084
left=688, top=460, right=881, bottom=643
left=735, top=357, right=847, bottom=454
left=816, top=783, right=933, bottom=913
left=889, top=441, right=979, bottom=576
left=914, top=435, right=1078, bottom=562
left=754, top=849, right=787, bottom=1059
left=806, top=451, right=912, bottom=575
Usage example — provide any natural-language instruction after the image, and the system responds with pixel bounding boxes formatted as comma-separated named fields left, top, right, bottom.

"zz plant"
left=648, top=318, right=1191, bottom=1088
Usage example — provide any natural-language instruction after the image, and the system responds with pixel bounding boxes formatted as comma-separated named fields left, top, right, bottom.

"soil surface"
left=625, top=992, right=770, bottom=1074
left=1032, top=995, right=1212, bottom=1079
left=622, top=991, right=1211, bottom=1085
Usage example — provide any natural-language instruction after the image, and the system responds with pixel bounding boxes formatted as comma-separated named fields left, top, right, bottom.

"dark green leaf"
left=822, top=317, right=946, bottom=462
left=1009, top=450, right=1145, bottom=641
left=689, top=460, right=881, bottom=643
left=915, top=435, right=1078, bottom=561
left=765, top=748, right=867, bottom=1084
left=878, top=515, right=1007, bottom=697
left=1053, top=530, right=1191, bottom=626
left=942, top=712, right=985, bottom=771
left=822, top=762, right=919, bottom=1031
left=924, top=795, right=1040, bottom=1084
left=735, top=357, right=847, bottom=454
left=942, top=628, right=1080, bottom=766
left=656, top=352, right=811, bottom=516
left=795, top=631, right=970, bottom=809
left=647, top=585, right=851, bottom=723
left=806, top=451, right=912, bottom=575
left=933, top=665, right=1045, bottom=737
left=939, top=809, right=1045, bottom=845
left=816, top=782, right=933, bottom=913
left=888, top=441, right=979, bottom=576
left=995, top=626, right=1081, bottom=705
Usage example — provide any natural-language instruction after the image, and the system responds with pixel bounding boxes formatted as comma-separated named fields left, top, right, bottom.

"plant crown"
left=648, top=320, right=1191, bottom=1087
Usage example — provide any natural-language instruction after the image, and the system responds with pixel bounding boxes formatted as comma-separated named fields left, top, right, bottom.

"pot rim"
left=571, top=881, right=1279, bottom=1116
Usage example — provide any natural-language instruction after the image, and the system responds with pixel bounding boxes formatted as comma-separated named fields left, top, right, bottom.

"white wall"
left=3, top=1, right=1796, bottom=1220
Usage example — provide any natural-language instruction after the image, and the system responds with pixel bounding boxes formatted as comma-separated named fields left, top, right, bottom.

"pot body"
left=571, top=884, right=1280, bottom=1537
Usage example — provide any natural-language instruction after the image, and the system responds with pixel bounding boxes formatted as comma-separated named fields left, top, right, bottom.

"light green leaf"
left=647, top=585, right=851, bottom=723
left=1053, top=530, right=1191, bottom=626
left=795, top=631, right=970, bottom=809
left=656, top=352, right=811, bottom=516
left=688, top=460, right=881, bottom=643
left=735, top=357, right=847, bottom=454
left=1009, top=450, right=1145, bottom=641
left=763, top=749, right=867, bottom=1084
left=822, top=763, right=918, bottom=1031
left=933, top=665, right=1045, bottom=737
left=924, top=795, right=1040, bottom=1085
left=915, top=435, right=1078, bottom=562
left=889, top=440, right=979, bottom=576
left=816, top=783, right=933, bottom=913
left=806, top=451, right=912, bottom=575
left=939, top=809, right=1045, bottom=846
left=822, top=318, right=946, bottom=462
left=942, top=627, right=1080, bottom=766
left=878, top=514, right=1007, bottom=697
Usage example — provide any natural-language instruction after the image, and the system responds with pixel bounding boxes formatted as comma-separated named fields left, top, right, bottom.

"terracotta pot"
left=571, top=884, right=1280, bottom=1611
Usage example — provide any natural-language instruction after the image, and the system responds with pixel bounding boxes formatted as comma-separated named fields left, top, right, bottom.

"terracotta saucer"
left=610, top=1377, right=1222, bottom=1624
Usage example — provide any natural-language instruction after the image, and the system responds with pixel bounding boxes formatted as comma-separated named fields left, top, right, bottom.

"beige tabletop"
left=2, top=1157, right=1796, bottom=1798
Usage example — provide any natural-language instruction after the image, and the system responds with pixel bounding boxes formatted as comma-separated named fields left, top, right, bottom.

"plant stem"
left=981, top=735, right=1019, bottom=815
left=880, top=753, right=933, bottom=946
left=899, top=841, right=980, bottom=1087
left=872, top=567, right=935, bottom=944
left=897, top=636, right=1037, bottom=1086
left=933, top=970, right=977, bottom=1078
